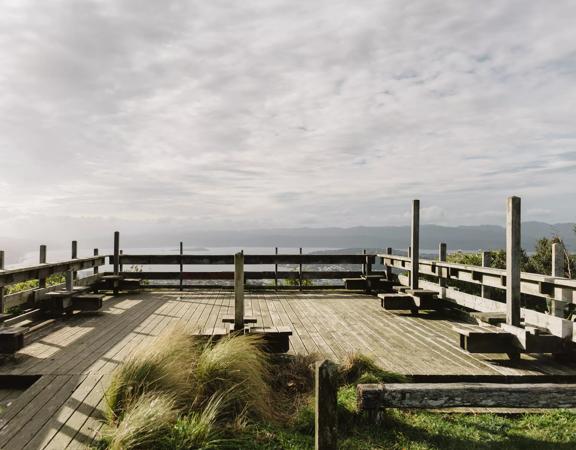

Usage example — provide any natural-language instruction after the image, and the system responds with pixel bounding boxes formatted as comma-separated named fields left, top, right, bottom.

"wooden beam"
left=274, top=247, right=278, bottom=289
left=481, top=251, right=491, bottom=299
left=113, top=231, right=120, bottom=275
left=299, top=247, right=303, bottom=291
left=93, top=249, right=99, bottom=275
left=234, top=252, right=244, bottom=330
left=71, top=240, right=78, bottom=280
left=315, top=360, right=338, bottom=450
left=506, top=196, right=521, bottom=326
left=357, top=383, right=576, bottom=410
left=411, top=199, right=420, bottom=290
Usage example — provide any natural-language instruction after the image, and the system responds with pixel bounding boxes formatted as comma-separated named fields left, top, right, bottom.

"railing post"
left=179, top=242, right=184, bottom=292
left=113, top=232, right=120, bottom=275
left=65, top=269, right=73, bottom=292
left=362, top=249, right=367, bottom=276
left=119, top=250, right=124, bottom=273
left=0, top=250, right=5, bottom=314
left=71, top=240, right=78, bottom=280
left=506, top=196, right=521, bottom=327
left=39, top=245, right=47, bottom=288
left=234, top=251, right=245, bottom=330
left=299, top=247, right=303, bottom=291
left=551, top=242, right=566, bottom=317
left=366, top=251, right=372, bottom=275
left=274, top=247, right=278, bottom=290
left=93, top=249, right=99, bottom=275
left=438, top=242, right=447, bottom=288
left=113, top=231, right=120, bottom=296
left=481, top=251, right=491, bottom=299
left=411, top=199, right=420, bottom=290
left=315, top=359, right=338, bottom=450
left=385, top=247, right=393, bottom=280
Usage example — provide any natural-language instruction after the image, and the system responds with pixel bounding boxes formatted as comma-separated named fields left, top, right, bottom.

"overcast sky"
left=1, top=0, right=575, bottom=243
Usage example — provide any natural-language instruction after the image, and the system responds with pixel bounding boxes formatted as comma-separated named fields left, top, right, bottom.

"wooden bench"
left=247, top=326, right=292, bottom=353
left=454, top=324, right=518, bottom=354
left=222, top=315, right=257, bottom=325
left=379, top=293, right=417, bottom=311
left=0, top=327, right=25, bottom=354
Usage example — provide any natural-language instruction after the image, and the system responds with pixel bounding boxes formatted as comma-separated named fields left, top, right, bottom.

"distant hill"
left=162, top=221, right=576, bottom=252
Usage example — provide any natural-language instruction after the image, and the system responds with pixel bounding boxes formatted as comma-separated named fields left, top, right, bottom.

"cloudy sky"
left=1, top=0, right=575, bottom=243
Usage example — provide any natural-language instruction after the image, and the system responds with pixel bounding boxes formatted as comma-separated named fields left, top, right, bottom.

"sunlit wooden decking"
left=0, top=289, right=575, bottom=449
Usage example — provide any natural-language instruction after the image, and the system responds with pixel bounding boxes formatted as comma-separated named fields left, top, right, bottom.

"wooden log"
left=506, top=196, right=521, bottom=327
left=234, top=252, right=244, bottom=330
left=315, top=360, right=338, bottom=450
left=39, top=245, right=47, bottom=289
left=357, top=383, right=576, bottom=410
left=411, top=199, right=420, bottom=290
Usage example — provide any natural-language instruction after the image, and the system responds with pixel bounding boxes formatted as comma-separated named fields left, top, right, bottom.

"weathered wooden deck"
left=0, top=289, right=575, bottom=449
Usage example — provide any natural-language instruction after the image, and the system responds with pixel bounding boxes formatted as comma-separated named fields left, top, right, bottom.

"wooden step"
left=471, top=312, right=507, bottom=326
left=222, top=315, right=257, bottom=324
left=72, top=294, right=104, bottom=311
left=343, top=278, right=368, bottom=290
left=379, top=293, right=417, bottom=311
left=454, top=325, right=517, bottom=354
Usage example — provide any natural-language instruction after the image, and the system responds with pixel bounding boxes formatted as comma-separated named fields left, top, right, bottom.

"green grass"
left=97, top=328, right=576, bottom=450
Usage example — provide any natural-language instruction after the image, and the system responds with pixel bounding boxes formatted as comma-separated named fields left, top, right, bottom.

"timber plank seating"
left=94, top=275, right=141, bottom=293
left=0, top=327, right=25, bottom=354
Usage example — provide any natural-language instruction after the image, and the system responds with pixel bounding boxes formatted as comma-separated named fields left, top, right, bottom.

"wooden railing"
left=0, top=255, right=106, bottom=312
left=380, top=252, right=576, bottom=341
left=114, top=253, right=377, bottom=287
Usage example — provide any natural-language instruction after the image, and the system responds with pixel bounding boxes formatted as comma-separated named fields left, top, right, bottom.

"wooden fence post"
left=385, top=247, right=393, bottom=280
left=0, top=250, right=5, bottom=313
left=39, top=245, right=47, bottom=288
left=274, top=247, right=278, bottom=290
left=506, top=196, right=521, bottom=327
left=315, top=359, right=338, bottom=450
left=481, top=251, right=491, bottom=299
left=551, top=243, right=566, bottom=317
left=362, top=249, right=367, bottom=276
left=234, top=252, right=245, bottom=330
left=299, top=247, right=303, bottom=291
left=93, top=249, right=99, bottom=275
left=113, top=231, right=120, bottom=295
left=179, top=242, right=184, bottom=292
left=71, top=240, right=78, bottom=280
left=438, top=242, right=447, bottom=288
left=411, top=199, right=420, bottom=290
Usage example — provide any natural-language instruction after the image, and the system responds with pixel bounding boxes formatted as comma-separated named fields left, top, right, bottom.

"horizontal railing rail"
left=115, top=254, right=376, bottom=265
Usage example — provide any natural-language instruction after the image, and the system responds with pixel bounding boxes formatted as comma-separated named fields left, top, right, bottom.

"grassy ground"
left=95, top=328, right=576, bottom=450
left=241, top=387, right=576, bottom=449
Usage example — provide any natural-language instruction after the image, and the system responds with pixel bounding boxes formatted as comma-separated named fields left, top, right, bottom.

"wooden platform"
left=1, top=289, right=575, bottom=449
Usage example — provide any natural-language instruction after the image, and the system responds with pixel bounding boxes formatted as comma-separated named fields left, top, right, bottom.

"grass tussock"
left=339, top=352, right=409, bottom=385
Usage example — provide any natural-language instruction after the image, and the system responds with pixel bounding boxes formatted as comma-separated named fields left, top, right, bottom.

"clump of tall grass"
left=103, top=325, right=273, bottom=449
left=339, top=352, right=408, bottom=385
left=104, top=394, right=178, bottom=450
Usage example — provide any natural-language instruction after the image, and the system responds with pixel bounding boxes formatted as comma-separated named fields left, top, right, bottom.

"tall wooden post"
left=234, top=252, right=245, bottom=330
left=0, top=250, right=5, bottom=314
left=93, top=248, right=99, bottom=275
left=551, top=242, right=566, bottom=317
left=411, top=199, right=420, bottom=290
left=481, top=251, right=491, bottom=299
left=119, top=250, right=124, bottom=273
left=179, top=242, right=184, bottom=292
left=385, top=247, right=393, bottom=280
left=299, top=247, right=303, bottom=291
left=113, top=231, right=120, bottom=296
left=438, top=242, right=447, bottom=288
left=506, top=196, right=521, bottom=327
left=71, top=240, right=78, bottom=280
left=113, top=232, right=120, bottom=275
left=274, top=247, right=278, bottom=290
left=362, top=249, right=367, bottom=276
left=552, top=243, right=565, bottom=278
left=315, top=360, right=338, bottom=450
left=39, top=245, right=47, bottom=289
left=366, top=251, right=372, bottom=275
